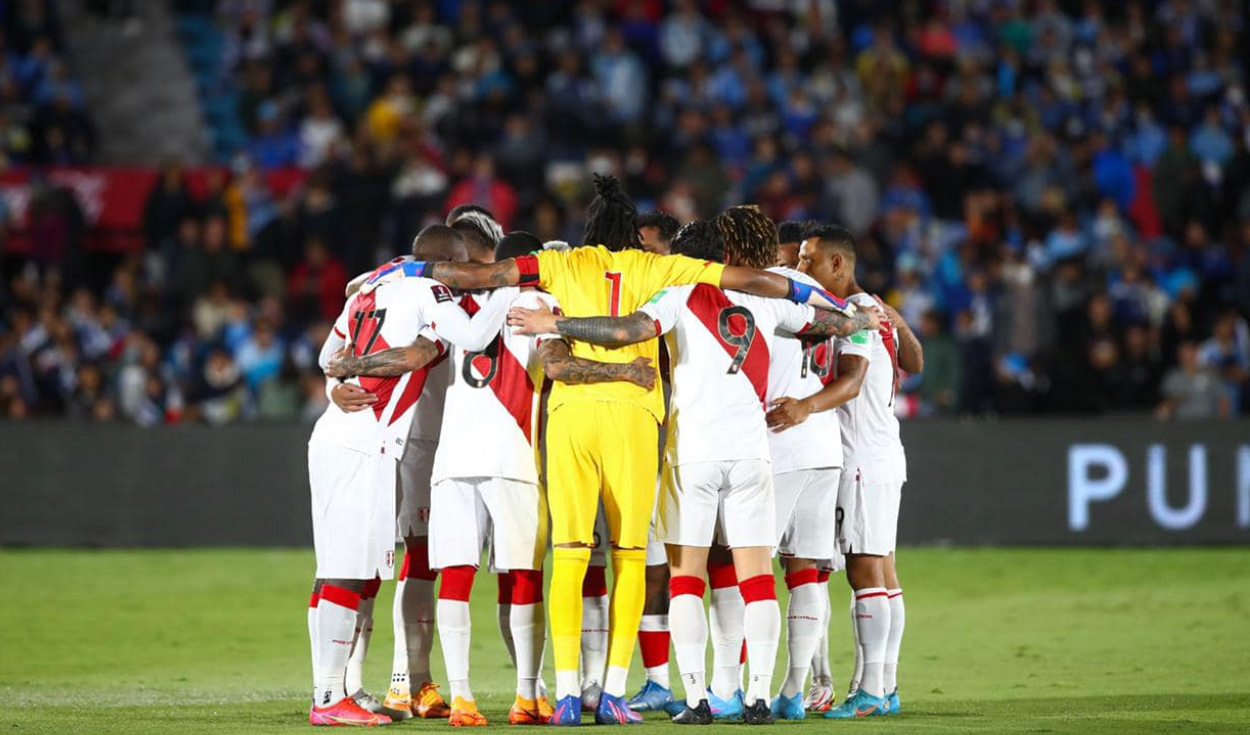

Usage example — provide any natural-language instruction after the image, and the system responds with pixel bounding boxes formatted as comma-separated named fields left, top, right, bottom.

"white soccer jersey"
left=834, top=291, right=906, bottom=482
left=641, top=283, right=816, bottom=467
left=431, top=288, right=561, bottom=485
left=309, top=276, right=495, bottom=458
left=765, top=267, right=842, bottom=473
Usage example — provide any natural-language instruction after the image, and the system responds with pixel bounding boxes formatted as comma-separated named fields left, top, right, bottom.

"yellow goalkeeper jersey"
left=533, top=246, right=724, bottom=421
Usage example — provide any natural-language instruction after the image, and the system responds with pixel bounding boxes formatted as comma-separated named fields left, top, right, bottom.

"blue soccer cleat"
left=551, top=695, right=583, bottom=726
left=595, top=692, right=644, bottom=724
left=823, top=690, right=890, bottom=719
left=770, top=691, right=806, bottom=720
left=886, top=689, right=900, bottom=714
left=707, top=688, right=744, bottom=720
left=627, top=680, right=676, bottom=712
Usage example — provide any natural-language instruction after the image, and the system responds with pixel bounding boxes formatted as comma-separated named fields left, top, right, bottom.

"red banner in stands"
left=0, top=166, right=307, bottom=255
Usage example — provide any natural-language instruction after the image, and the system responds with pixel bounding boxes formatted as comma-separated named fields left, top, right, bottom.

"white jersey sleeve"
left=640, top=285, right=693, bottom=335
left=835, top=292, right=905, bottom=483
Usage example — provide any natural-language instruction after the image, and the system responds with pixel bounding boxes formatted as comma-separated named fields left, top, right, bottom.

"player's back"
left=643, top=283, right=815, bottom=467
left=432, top=287, right=552, bottom=485
left=310, top=277, right=450, bottom=458
left=766, top=267, right=842, bottom=472
left=835, top=291, right=905, bottom=480
left=532, top=245, right=723, bottom=420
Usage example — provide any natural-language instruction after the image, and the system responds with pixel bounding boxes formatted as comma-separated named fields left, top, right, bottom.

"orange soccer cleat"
left=415, top=682, right=452, bottom=719
left=309, top=697, right=393, bottom=727
left=449, top=696, right=488, bottom=727
left=509, top=696, right=551, bottom=725
left=536, top=695, right=554, bottom=720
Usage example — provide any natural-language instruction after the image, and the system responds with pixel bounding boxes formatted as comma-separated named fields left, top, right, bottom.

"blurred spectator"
left=287, top=238, right=347, bottom=323
left=1157, top=341, right=1229, bottom=419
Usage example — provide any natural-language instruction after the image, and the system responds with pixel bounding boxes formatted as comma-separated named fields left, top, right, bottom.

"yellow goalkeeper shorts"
left=545, top=400, right=659, bottom=550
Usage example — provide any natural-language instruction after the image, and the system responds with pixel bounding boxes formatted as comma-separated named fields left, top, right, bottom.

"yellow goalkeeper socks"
left=550, top=546, right=591, bottom=699
left=603, top=547, right=647, bottom=697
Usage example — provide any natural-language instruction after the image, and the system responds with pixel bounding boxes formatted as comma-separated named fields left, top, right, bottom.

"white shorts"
left=428, top=477, right=548, bottom=571
left=836, top=467, right=903, bottom=556
left=308, top=444, right=396, bottom=580
left=646, top=537, right=667, bottom=566
left=774, top=467, right=840, bottom=560
left=396, top=438, right=437, bottom=538
left=656, top=459, right=775, bottom=549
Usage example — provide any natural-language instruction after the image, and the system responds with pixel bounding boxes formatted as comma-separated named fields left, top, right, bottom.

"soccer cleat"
left=823, top=690, right=890, bottom=719
left=550, top=695, right=582, bottom=726
left=670, top=699, right=713, bottom=725
left=580, top=684, right=602, bottom=712
left=803, top=677, right=834, bottom=713
left=742, top=699, right=775, bottom=725
left=594, top=692, right=644, bottom=724
left=707, top=688, right=744, bottom=720
left=886, top=689, right=900, bottom=714
left=509, top=696, right=550, bottom=725
left=310, top=697, right=393, bottom=726
left=382, top=681, right=415, bottom=720
left=414, top=682, right=451, bottom=719
left=770, top=691, right=806, bottom=720
left=537, top=695, right=555, bottom=720
left=627, top=680, right=676, bottom=712
left=449, top=697, right=488, bottom=727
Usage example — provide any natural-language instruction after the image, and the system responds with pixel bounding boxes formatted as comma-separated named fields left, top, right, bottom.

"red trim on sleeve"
left=438, top=565, right=477, bottom=602
left=707, top=559, right=738, bottom=590
left=784, top=568, right=821, bottom=590
left=653, top=319, right=662, bottom=336
left=739, top=574, right=777, bottom=603
left=582, top=565, right=608, bottom=597
left=333, top=326, right=346, bottom=338
left=509, top=569, right=544, bottom=605
left=319, top=584, right=361, bottom=611
left=669, top=575, right=707, bottom=599
left=515, top=254, right=541, bottom=286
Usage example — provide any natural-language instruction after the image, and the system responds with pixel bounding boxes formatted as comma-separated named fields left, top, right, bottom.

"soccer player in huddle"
left=796, top=224, right=923, bottom=718
left=306, top=225, right=500, bottom=727
left=359, top=177, right=861, bottom=725
left=327, top=231, right=655, bottom=726
left=508, top=206, right=879, bottom=725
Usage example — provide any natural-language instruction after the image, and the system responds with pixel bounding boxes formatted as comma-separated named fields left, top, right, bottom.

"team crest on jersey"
left=431, top=284, right=453, bottom=303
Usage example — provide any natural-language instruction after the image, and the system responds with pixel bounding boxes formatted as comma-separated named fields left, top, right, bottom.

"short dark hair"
left=777, top=220, right=812, bottom=245
left=637, top=211, right=679, bottom=242
left=803, top=222, right=856, bottom=260
left=446, top=204, right=494, bottom=226
left=495, top=230, right=542, bottom=262
left=412, top=224, right=466, bottom=261
left=583, top=174, right=640, bottom=251
left=713, top=205, right=777, bottom=269
left=670, top=219, right=723, bottom=263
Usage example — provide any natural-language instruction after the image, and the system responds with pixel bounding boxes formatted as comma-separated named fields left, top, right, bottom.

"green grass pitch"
left=1, top=548, right=1248, bottom=734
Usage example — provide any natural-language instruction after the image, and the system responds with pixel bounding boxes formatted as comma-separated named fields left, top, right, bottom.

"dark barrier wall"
left=1, top=419, right=1247, bottom=546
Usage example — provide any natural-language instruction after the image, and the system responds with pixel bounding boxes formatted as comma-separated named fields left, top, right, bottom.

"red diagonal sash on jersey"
left=386, top=350, right=447, bottom=426
left=465, top=334, right=536, bottom=442
left=686, top=284, right=770, bottom=406
left=349, top=290, right=398, bottom=421
left=875, top=295, right=900, bottom=404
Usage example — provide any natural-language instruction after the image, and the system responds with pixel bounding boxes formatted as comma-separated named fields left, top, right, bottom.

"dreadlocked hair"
left=583, top=173, right=640, bottom=251
left=712, top=205, right=778, bottom=269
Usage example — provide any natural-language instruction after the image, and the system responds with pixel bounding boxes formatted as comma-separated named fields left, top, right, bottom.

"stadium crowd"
left=2, top=0, right=1250, bottom=423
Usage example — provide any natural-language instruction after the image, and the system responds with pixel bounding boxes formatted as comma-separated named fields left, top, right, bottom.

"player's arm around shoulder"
left=877, top=297, right=924, bottom=373
left=507, top=299, right=662, bottom=348
left=324, top=335, right=444, bottom=378
left=536, top=338, right=656, bottom=389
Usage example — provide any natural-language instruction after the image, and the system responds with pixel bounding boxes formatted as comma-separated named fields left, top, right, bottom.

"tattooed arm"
left=877, top=299, right=924, bottom=373
left=509, top=299, right=660, bottom=348
left=324, top=336, right=443, bottom=378
left=799, top=306, right=880, bottom=338
left=537, top=339, right=657, bottom=389
left=427, top=260, right=520, bottom=289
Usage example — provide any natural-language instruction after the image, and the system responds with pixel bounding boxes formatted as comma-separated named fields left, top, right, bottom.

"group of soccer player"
left=303, top=174, right=922, bottom=727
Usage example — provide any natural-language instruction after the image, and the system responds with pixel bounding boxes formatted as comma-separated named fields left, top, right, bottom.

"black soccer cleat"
left=742, top=698, right=776, bottom=725
left=671, top=699, right=713, bottom=725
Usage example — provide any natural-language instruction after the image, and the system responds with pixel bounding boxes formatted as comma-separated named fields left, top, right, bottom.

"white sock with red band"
left=853, top=587, right=890, bottom=698
left=580, top=564, right=609, bottom=695
left=437, top=565, right=477, bottom=703
left=668, top=576, right=708, bottom=708
left=393, top=546, right=438, bottom=692
left=638, top=614, right=672, bottom=688
left=509, top=570, right=546, bottom=701
left=707, top=561, right=744, bottom=700
left=308, top=589, right=321, bottom=701
left=780, top=568, right=822, bottom=698
left=314, top=584, right=361, bottom=707
left=884, top=589, right=904, bottom=694
left=740, top=574, right=780, bottom=704
left=848, top=591, right=863, bottom=694
left=346, top=578, right=380, bottom=696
